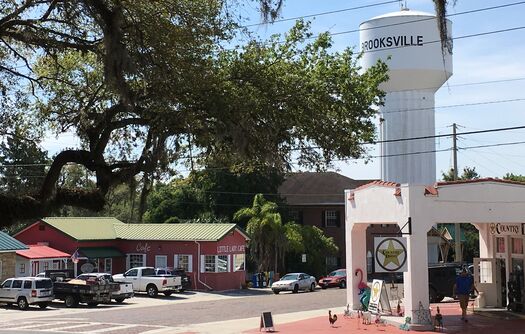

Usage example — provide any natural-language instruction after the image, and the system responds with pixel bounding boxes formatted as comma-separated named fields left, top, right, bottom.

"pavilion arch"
left=345, top=178, right=525, bottom=326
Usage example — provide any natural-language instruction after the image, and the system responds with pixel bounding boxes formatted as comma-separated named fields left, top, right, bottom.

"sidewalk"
left=163, top=301, right=525, bottom=334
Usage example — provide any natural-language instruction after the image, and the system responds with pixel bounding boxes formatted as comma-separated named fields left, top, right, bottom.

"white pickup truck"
left=113, top=267, right=182, bottom=297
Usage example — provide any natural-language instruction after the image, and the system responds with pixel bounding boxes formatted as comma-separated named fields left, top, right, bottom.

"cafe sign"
left=217, top=245, right=245, bottom=253
left=489, top=223, right=525, bottom=236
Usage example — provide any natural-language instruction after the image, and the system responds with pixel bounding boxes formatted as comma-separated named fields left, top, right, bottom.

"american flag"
left=71, top=249, right=80, bottom=264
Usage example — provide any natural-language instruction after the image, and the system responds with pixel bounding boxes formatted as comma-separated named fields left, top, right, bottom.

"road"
left=0, top=288, right=347, bottom=333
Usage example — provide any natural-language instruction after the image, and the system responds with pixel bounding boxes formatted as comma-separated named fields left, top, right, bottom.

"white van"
left=0, top=277, right=54, bottom=310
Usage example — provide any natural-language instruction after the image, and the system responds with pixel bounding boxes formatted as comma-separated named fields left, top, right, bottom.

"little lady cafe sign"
left=489, top=223, right=525, bottom=236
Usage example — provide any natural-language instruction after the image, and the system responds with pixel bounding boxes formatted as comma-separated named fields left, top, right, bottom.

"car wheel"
left=17, top=297, right=29, bottom=310
left=310, top=283, right=315, bottom=292
left=38, top=302, right=49, bottom=309
left=64, top=295, right=79, bottom=308
left=163, top=292, right=173, bottom=297
left=147, top=284, right=158, bottom=297
left=115, top=298, right=125, bottom=303
left=292, top=284, right=299, bottom=293
left=339, top=280, right=346, bottom=289
left=429, top=287, right=438, bottom=303
left=273, top=290, right=280, bottom=294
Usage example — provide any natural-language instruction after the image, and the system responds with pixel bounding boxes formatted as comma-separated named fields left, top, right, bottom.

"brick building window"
left=323, top=210, right=340, bottom=227
left=19, top=263, right=25, bottom=274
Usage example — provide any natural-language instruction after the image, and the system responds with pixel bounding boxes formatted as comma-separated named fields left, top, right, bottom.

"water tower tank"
left=360, top=9, right=452, bottom=184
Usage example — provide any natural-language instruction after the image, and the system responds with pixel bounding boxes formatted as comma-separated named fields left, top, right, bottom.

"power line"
left=321, top=1, right=525, bottom=39
left=384, top=97, right=525, bottom=115
left=2, top=124, right=525, bottom=170
left=241, top=1, right=400, bottom=28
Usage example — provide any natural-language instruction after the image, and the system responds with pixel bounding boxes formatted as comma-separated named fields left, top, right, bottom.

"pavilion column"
left=473, top=224, right=490, bottom=258
left=403, top=219, right=432, bottom=326
left=346, top=223, right=368, bottom=310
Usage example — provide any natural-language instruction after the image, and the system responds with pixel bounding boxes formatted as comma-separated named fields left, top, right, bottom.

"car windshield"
left=329, top=270, right=345, bottom=277
left=35, top=279, right=53, bottom=289
left=281, top=274, right=299, bottom=281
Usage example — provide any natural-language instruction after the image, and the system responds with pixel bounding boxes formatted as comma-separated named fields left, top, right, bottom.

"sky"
left=42, top=0, right=525, bottom=182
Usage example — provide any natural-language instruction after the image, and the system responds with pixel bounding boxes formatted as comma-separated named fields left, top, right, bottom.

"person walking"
left=453, top=267, right=475, bottom=322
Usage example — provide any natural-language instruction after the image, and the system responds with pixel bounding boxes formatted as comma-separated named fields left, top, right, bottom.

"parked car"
left=76, top=273, right=133, bottom=303
left=319, top=269, right=347, bottom=289
left=113, top=267, right=182, bottom=297
left=155, top=267, right=192, bottom=292
left=428, top=263, right=465, bottom=303
left=271, top=273, right=316, bottom=294
left=0, top=277, right=54, bottom=310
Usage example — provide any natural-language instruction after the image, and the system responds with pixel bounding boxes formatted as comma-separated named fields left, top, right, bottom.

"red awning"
left=16, top=245, right=70, bottom=259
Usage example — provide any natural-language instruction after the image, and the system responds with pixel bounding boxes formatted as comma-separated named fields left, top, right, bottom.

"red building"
left=15, top=217, right=249, bottom=291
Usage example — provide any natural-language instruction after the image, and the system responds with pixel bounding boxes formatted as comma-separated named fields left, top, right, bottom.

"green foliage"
left=234, top=194, right=286, bottom=272
left=0, top=135, right=49, bottom=195
left=142, top=179, right=208, bottom=223
left=234, top=194, right=338, bottom=277
left=503, top=173, right=525, bottom=182
left=441, top=166, right=480, bottom=181
left=0, top=1, right=387, bottom=226
left=142, top=168, right=284, bottom=225
left=284, top=224, right=338, bottom=278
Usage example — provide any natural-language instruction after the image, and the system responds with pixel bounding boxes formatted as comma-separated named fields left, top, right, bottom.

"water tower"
left=360, top=9, right=452, bottom=184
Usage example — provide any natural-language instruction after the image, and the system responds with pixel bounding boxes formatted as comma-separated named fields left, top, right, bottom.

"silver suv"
left=0, top=277, right=54, bottom=310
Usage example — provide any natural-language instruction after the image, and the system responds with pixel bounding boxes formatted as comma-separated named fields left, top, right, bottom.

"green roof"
left=43, top=217, right=122, bottom=240
left=40, top=217, right=247, bottom=242
left=114, top=223, right=243, bottom=241
left=79, top=247, right=124, bottom=258
left=0, top=231, right=28, bottom=251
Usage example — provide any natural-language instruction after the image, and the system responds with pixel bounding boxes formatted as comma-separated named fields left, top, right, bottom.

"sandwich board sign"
left=367, top=279, right=392, bottom=315
left=259, top=311, right=274, bottom=332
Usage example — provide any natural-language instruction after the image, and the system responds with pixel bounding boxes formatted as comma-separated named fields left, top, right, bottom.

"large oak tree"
left=0, top=0, right=387, bottom=227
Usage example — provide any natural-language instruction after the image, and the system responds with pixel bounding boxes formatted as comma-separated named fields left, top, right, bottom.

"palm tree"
left=234, top=194, right=286, bottom=273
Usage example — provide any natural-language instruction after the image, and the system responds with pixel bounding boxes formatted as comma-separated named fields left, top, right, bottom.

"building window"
left=479, top=260, right=493, bottom=284
left=43, top=262, right=49, bottom=271
left=496, top=237, right=506, bottom=253
left=217, top=255, right=228, bottom=272
left=233, top=254, right=245, bottom=271
left=155, top=255, right=168, bottom=268
left=204, top=255, right=216, bottom=272
left=128, top=254, right=145, bottom=269
left=325, top=210, right=339, bottom=227
left=202, top=255, right=230, bottom=273
left=19, top=263, right=25, bottom=274
left=175, top=254, right=192, bottom=272
left=104, top=258, right=112, bottom=273
left=512, top=238, right=523, bottom=254
left=0, top=260, right=3, bottom=277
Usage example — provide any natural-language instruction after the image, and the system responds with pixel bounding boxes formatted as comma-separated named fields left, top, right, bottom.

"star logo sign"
left=375, top=238, right=407, bottom=272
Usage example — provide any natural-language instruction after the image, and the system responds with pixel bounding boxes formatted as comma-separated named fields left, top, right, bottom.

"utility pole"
left=452, top=123, right=462, bottom=263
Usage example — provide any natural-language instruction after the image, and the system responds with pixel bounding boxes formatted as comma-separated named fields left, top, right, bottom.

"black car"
left=154, top=268, right=192, bottom=292
left=428, top=263, right=464, bottom=303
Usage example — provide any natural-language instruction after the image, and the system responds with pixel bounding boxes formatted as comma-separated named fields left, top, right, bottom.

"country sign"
left=374, top=237, right=407, bottom=273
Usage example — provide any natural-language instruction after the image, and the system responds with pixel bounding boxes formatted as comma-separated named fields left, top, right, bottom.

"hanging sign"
left=374, top=237, right=407, bottom=273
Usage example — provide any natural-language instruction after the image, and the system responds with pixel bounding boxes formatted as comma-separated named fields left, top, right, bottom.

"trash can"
left=252, top=274, right=259, bottom=288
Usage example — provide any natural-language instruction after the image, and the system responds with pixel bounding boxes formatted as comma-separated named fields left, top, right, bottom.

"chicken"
left=329, top=310, right=338, bottom=326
